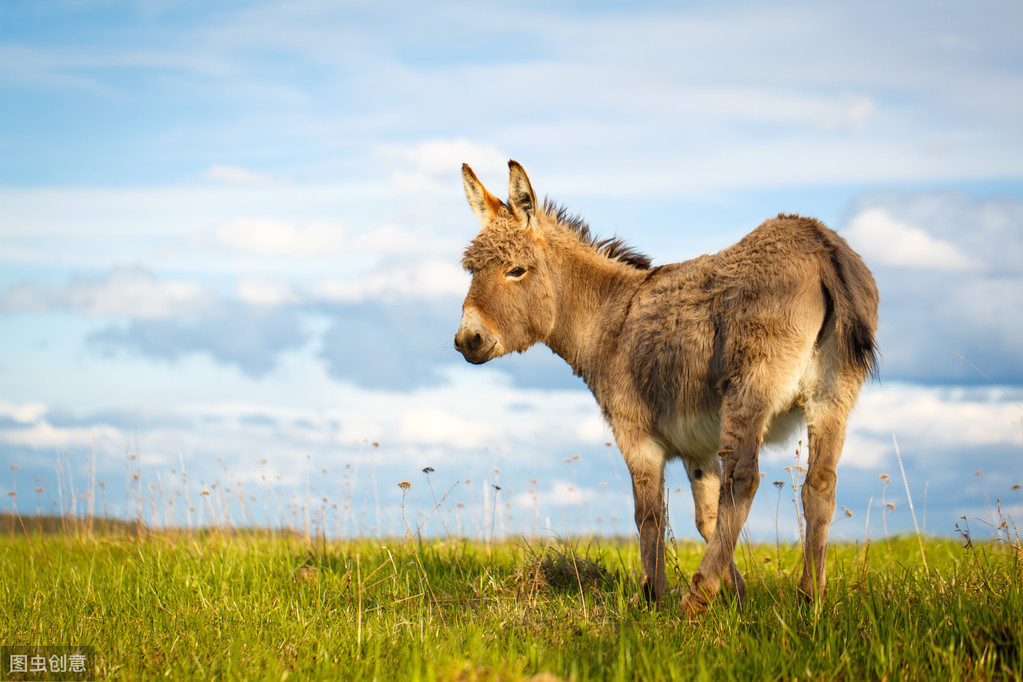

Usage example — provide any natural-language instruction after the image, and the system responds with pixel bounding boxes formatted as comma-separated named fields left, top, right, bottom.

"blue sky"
left=1, top=0, right=1021, bottom=543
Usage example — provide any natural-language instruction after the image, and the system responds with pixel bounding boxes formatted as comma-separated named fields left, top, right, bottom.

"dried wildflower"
left=398, top=481, right=411, bottom=490
left=422, top=467, right=435, bottom=474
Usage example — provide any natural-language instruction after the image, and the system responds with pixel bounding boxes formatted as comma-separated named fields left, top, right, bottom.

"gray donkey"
left=454, top=161, right=878, bottom=615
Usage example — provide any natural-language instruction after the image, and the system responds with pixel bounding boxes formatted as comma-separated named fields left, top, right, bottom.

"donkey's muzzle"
left=454, top=305, right=501, bottom=364
left=453, top=329, right=493, bottom=364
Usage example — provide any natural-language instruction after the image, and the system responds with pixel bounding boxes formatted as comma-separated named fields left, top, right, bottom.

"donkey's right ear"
left=462, top=164, right=505, bottom=225
left=507, top=160, right=537, bottom=231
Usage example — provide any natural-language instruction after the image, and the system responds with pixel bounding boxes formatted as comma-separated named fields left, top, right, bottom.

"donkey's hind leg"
left=685, top=455, right=744, bottom=601
left=682, top=396, right=767, bottom=616
left=799, top=395, right=855, bottom=600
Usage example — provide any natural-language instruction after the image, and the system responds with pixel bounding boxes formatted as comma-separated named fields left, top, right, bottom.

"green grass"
left=1, top=526, right=1020, bottom=681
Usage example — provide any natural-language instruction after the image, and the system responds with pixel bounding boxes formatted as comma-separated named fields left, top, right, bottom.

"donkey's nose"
left=454, top=330, right=483, bottom=353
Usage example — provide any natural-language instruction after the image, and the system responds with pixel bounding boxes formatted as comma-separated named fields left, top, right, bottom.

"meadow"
left=1, top=515, right=1020, bottom=681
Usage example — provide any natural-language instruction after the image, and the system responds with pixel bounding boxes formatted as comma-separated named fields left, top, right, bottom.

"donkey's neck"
left=543, top=243, right=647, bottom=380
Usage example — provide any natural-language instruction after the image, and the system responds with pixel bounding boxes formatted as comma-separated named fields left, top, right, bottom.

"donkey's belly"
left=657, top=410, right=722, bottom=462
left=656, top=405, right=805, bottom=463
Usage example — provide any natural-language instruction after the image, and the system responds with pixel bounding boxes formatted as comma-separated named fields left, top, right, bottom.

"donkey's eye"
left=505, top=266, right=527, bottom=279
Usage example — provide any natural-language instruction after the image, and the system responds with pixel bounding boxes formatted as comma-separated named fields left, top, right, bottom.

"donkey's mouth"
left=456, top=341, right=498, bottom=365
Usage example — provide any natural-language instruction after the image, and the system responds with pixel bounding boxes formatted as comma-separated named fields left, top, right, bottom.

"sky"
left=1, top=0, right=1021, bottom=545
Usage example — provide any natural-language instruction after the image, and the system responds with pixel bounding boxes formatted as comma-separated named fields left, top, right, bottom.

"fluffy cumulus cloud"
left=385, top=139, right=509, bottom=196
left=841, top=191, right=1023, bottom=384
left=0, top=266, right=212, bottom=318
left=844, top=208, right=978, bottom=271
left=216, top=218, right=346, bottom=259
left=313, top=260, right=468, bottom=304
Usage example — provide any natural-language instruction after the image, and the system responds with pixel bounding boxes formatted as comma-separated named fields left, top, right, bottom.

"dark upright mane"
left=542, top=198, right=652, bottom=270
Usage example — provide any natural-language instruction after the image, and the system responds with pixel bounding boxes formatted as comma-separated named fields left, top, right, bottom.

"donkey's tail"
left=818, top=229, right=880, bottom=379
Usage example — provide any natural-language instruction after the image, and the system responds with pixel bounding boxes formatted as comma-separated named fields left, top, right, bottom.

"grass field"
left=1, top=519, right=1020, bottom=681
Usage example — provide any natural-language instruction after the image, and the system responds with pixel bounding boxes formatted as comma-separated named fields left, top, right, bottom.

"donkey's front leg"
left=624, top=441, right=667, bottom=605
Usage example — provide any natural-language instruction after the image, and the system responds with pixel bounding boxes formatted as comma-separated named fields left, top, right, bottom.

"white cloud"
left=203, top=165, right=279, bottom=188
left=510, top=480, right=598, bottom=510
left=844, top=208, right=978, bottom=270
left=216, top=218, right=345, bottom=259
left=0, top=266, right=211, bottom=318
left=236, top=277, right=299, bottom=306
left=1, top=420, right=125, bottom=453
left=397, top=408, right=501, bottom=450
left=850, top=383, right=1023, bottom=450
left=313, top=260, right=468, bottom=303
left=351, top=224, right=456, bottom=258
left=837, top=191, right=1023, bottom=384
left=0, top=402, right=48, bottom=425
left=384, top=138, right=509, bottom=196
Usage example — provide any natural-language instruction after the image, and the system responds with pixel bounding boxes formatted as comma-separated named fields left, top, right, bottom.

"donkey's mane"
left=542, top=199, right=652, bottom=270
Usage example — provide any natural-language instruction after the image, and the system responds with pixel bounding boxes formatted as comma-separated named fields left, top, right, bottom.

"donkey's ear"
left=507, top=160, right=537, bottom=230
left=462, top=163, right=505, bottom=225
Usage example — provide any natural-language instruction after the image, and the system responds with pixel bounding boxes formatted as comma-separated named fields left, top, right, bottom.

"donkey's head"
left=454, top=161, right=557, bottom=364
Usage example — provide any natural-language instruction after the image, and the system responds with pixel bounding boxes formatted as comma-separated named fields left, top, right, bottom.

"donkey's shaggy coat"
left=454, top=161, right=878, bottom=614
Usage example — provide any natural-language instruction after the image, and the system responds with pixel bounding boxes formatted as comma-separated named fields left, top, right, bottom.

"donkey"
left=454, top=161, right=878, bottom=615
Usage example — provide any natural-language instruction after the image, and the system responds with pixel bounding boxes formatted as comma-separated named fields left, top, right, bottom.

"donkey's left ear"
left=507, top=160, right=538, bottom=231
